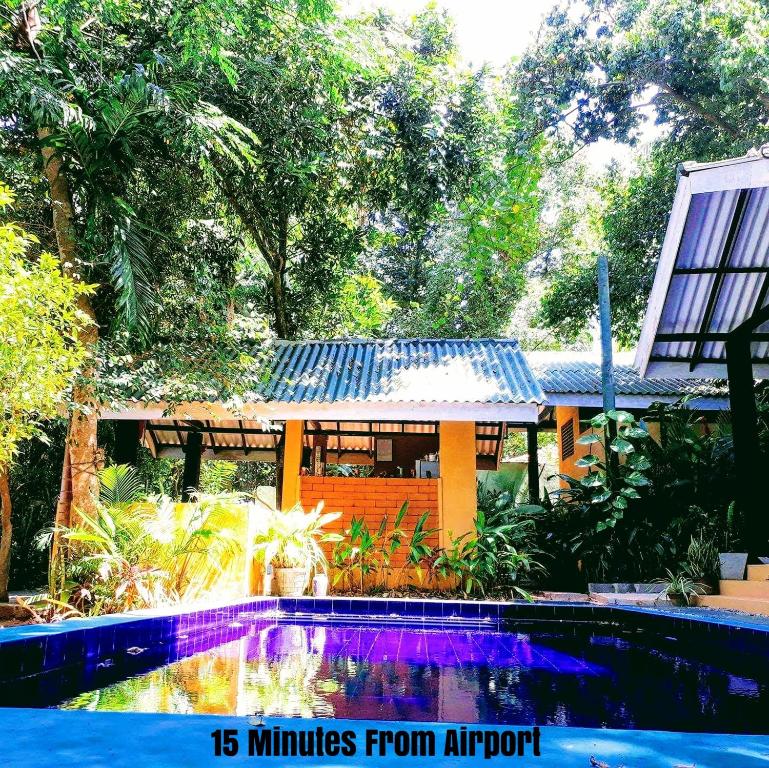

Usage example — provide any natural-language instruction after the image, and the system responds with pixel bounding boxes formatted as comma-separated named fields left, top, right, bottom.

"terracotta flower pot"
left=667, top=593, right=689, bottom=607
left=274, top=567, right=308, bottom=597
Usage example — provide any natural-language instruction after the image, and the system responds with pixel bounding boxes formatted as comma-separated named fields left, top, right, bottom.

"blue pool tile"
left=97, top=627, right=116, bottom=657
left=384, top=599, right=402, bottom=617
left=330, top=599, right=351, bottom=615
left=62, top=630, right=85, bottom=664
left=23, top=638, right=46, bottom=672
left=459, top=601, right=481, bottom=619
left=44, top=636, right=65, bottom=670
left=0, top=641, right=24, bottom=678
left=281, top=598, right=297, bottom=614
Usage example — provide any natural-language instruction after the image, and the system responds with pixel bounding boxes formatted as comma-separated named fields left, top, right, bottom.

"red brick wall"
left=300, top=476, right=440, bottom=568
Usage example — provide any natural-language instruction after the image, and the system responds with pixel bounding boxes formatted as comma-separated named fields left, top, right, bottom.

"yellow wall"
left=555, top=406, right=607, bottom=485
left=281, top=420, right=304, bottom=510
left=439, top=421, right=477, bottom=547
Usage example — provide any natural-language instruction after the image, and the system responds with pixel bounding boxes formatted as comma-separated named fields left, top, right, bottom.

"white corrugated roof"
left=636, top=145, right=769, bottom=379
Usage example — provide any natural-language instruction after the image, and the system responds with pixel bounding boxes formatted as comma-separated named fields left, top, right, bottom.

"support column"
left=113, top=420, right=142, bottom=465
left=439, top=421, right=477, bottom=548
left=281, top=420, right=304, bottom=511
left=526, top=424, right=540, bottom=504
left=725, top=333, right=764, bottom=555
left=181, top=431, right=203, bottom=503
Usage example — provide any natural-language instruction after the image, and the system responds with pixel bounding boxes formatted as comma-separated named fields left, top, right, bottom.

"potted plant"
left=655, top=569, right=706, bottom=607
left=253, top=502, right=341, bottom=597
left=719, top=502, right=748, bottom=580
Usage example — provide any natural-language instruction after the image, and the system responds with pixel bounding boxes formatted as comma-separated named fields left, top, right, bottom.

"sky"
left=342, top=0, right=657, bottom=170
left=344, top=0, right=550, bottom=69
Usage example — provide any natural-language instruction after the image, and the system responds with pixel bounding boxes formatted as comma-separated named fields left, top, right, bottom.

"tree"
left=518, top=0, right=769, bottom=342
left=516, top=0, right=769, bottom=150
left=200, top=7, right=366, bottom=339
left=361, top=9, right=543, bottom=337
left=0, top=182, right=92, bottom=601
left=1, top=0, right=274, bottom=524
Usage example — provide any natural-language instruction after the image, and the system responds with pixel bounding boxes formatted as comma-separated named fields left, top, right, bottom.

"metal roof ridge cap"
left=269, top=337, right=522, bottom=344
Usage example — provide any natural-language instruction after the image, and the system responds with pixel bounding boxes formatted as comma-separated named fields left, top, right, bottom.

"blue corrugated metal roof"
left=259, top=339, right=543, bottom=404
left=527, top=352, right=727, bottom=398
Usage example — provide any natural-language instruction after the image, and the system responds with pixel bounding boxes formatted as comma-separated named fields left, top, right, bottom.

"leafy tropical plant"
left=684, top=531, right=719, bottom=584
left=330, top=515, right=379, bottom=594
left=99, top=465, right=146, bottom=506
left=0, top=181, right=93, bottom=601
left=331, top=504, right=436, bottom=594
left=199, top=462, right=238, bottom=495
left=548, top=410, right=653, bottom=583
left=431, top=489, right=544, bottom=599
left=655, top=569, right=706, bottom=607
left=253, top=503, right=341, bottom=573
left=401, top=510, right=439, bottom=585
left=38, top=467, right=246, bottom=615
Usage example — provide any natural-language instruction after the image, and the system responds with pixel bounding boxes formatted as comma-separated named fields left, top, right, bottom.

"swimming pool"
left=4, top=606, right=769, bottom=734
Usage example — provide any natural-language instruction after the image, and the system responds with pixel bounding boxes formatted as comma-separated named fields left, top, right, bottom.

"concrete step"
left=719, top=580, right=769, bottom=598
left=695, top=594, right=769, bottom=617
left=747, top=564, right=769, bottom=581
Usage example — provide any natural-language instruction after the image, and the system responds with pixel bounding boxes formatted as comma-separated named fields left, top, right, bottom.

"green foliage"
left=517, top=0, right=768, bottom=150
left=331, top=503, right=433, bottom=594
left=684, top=531, right=719, bottom=583
left=1, top=4, right=262, bottom=341
left=432, top=486, right=544, bottom=598
left=536, top=135, right=745, bottom=344
left=543, top=403, right=737, bottom=587
left=655, top=569, right=706, bottom=606
left=403, top=510, right=438, bottom=584
left=363, top=11, right=543, bottom=337
left=99, top=464, right=145, bottom=506
left=8, top=419, right=68, bottom=589
left=253, top=502, right=341, bottom=571
left=548, top=410, right=654, bottom=582
left=0, top=182, right=92, bottom=466
left=523, top=0, right=769, bottom=343
left=199, top=462, right=238, bottom=495
left=328, top=275, right=397, bottom=338
left=39, top=466, right=245, bottom=614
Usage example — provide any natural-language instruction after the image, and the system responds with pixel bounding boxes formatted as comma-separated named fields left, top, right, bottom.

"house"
left=527, top=351, right=730, bottom=482
left=103, top=339, right=544, bottom=555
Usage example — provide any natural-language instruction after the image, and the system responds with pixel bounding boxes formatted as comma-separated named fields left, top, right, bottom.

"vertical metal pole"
left=725, top=333, right=763, bottom=555
left=526, top=425, right=540, bottom=504
left=597, top=254, right=616, bottom=414
left=598, top=254, right=618, bottom=478
left=181, top=430, right=203, bottom=502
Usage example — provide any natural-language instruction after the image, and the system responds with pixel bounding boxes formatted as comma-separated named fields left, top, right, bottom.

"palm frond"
left=99, top=464, right=145, bottom=505
left=107, top=202, right=158, bottom=338
left=184, top=102, right=259, bottom=170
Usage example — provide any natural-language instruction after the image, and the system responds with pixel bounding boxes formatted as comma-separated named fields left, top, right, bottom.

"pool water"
left=35, top=619, right=769, bottom=733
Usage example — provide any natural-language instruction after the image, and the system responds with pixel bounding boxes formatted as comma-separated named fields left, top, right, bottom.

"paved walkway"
left=1, top=709, right=768, bottom=767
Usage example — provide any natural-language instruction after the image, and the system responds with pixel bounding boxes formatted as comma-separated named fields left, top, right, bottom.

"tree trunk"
left=0, top=465, right=12, bottom=603
left=39, top=129, right=101, bottom=528
left=271, top=264, right=289, bottom=339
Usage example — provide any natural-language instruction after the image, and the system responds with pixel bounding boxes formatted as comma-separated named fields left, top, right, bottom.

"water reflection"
left=58, top=622, right=769, bottom=733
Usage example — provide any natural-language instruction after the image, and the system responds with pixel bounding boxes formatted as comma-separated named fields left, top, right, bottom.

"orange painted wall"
left=300, top=476, right=440, bottom=568
left=555, top=406, right=606, bottom=485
